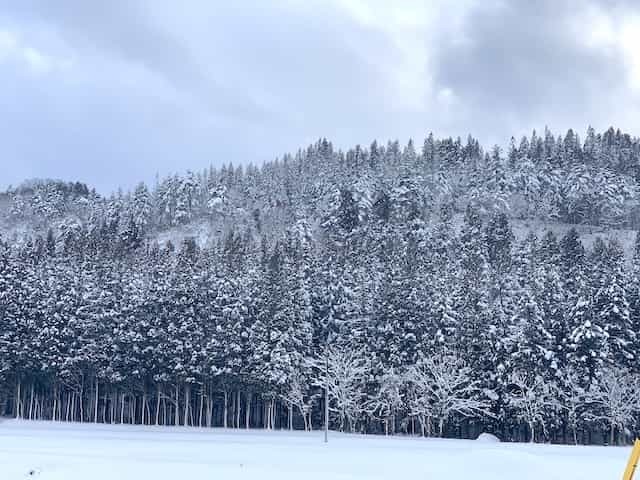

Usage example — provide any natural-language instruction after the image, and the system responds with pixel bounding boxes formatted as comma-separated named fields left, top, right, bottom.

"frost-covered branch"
left=407, top=353, right=492, bottom=437
left=310, top=346, right=370, bottom=432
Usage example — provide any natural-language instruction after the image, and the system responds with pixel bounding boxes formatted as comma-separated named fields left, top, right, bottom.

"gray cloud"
left=0, top=1, right=639, bottom=193
left=432, top=0, right=640, bottom=143
left=1, top=0, right=272, bottom=123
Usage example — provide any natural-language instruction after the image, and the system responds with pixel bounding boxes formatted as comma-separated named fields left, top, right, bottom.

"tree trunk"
left=235, top=391, right=241, bottom=429
left=64, top=392, right=71, bottom=422
left=198, top=387, right=204, bottom=428
left=223, top=390, right=228, bottom=428
left=28, top=383, right=34, bottom=420
left=162, top=394, right=167, bottom=426
left=155, top=385, right=161, bottom=425
left=246, top=392, right=251, bottom=429
left=79, top=388, right=84, bottom=423
left=110, top=390, right=115, bottom=424
left=101, top=389, right=107, bottom=423
left=35, top=394, right=41, bottom=420
left=52, top=384, right=58, bottom=422
left=264, top=401, right=268, bottom=429
left=94, top=380, right=99, bottom=423
left=141, top=390, right=147, bottom=425
left=610, top=423, right=615, bottom=446
left=272, top=399, right=276, bottom=430
left=15, top=381, right=21, bottom=419
left=174, top=384, right=180, bottom=426
left=183, top=384, right=190, bottom=427
left=206, top=390, right=213, bottom=428
left=529, top=421, right=535, bottom=443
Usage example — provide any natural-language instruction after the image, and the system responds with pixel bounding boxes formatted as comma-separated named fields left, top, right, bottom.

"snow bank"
left=476, top=432, right=501, bottom=443
left=0, top=420, right=629, bottom=480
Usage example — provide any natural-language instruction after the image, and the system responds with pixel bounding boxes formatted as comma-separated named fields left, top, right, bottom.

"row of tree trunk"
left=0, top=379, right=619, bottom=445
left=3, top=380, right=290, bottom=430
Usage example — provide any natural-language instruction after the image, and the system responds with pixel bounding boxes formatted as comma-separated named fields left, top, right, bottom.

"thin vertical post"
left=324, top=347, right=329, bottom=443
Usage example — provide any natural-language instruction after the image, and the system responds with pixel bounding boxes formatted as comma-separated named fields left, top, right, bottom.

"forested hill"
left=2, top=126, right=640, bottom=444
left=2, top=126, right=640, bottom=251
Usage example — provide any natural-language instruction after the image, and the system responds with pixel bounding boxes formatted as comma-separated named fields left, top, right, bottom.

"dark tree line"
left=2, top=127, right=640, bottom=444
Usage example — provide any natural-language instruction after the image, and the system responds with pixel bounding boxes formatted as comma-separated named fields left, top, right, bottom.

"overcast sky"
left=1, top=0, right=639, bottom=194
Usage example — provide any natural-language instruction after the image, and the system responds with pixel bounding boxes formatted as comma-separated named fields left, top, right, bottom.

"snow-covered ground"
left=0, top=420, right=630, bottom=479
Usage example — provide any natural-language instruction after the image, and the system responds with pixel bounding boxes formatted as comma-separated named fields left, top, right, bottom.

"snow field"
left=0, top=420, right=631, bottom=479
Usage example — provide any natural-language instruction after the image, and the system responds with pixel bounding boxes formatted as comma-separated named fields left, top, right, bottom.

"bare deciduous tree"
left=507, top=371, right=559, bottom=443
left=556, top=370, right=587, bottom=445
left=585, top=367, right=640, bottom=445
left=407, top=353, right=492, bottom=437
left=311, top=346, right=370, bottom=432
left=280, top=367, right=315, bottom=431
left=367, top=368, right=405, bottom=435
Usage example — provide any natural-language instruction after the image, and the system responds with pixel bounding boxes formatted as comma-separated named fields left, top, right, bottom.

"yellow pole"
left=623, top=439, right=640, bottom=480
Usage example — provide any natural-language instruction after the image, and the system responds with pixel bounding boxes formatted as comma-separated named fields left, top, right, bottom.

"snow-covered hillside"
left=4, top=129, right=640, bottom=445
left=0, top=420, right=629, bottom=479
